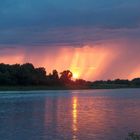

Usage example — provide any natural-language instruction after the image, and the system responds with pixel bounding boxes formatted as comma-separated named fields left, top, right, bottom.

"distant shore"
left=0, top=63, right=140, bottom=92
left=0, top=84, right=140, bottom=91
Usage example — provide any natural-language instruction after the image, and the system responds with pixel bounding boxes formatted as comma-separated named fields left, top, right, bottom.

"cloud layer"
left=0, top=0, right=140, bottom=46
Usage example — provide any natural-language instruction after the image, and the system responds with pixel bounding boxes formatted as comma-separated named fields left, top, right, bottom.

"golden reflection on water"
left=72, top=96, right=78, bottom=140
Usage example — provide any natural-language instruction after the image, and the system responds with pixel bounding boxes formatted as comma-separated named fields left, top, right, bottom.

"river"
left=0, top=89, right=140, bottom=140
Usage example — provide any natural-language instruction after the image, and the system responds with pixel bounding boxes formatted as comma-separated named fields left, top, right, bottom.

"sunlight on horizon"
left=73, top=73, right=79, bottom=79
left=0, top=45, right=123, bottom=80
left=0, top=44, right=140, bottom=80
left=71, top=67, right=80, bottom=80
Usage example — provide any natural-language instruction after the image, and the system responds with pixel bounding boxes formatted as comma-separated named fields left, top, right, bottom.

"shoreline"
left=0, top=85, right=140, bottom=91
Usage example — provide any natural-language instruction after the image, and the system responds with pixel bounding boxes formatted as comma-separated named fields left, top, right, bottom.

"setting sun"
left=73, top=72, right=79, bottom=79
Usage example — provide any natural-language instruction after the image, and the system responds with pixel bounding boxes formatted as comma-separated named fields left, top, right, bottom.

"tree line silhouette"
left=0, top=63, right=140, bottom=88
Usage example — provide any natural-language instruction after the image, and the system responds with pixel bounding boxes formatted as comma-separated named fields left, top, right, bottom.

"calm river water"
left=0, top=89, right=140, bottom=140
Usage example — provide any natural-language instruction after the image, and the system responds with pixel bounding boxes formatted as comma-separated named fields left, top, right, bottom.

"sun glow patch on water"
left=72, top=96, right=78, bottom=140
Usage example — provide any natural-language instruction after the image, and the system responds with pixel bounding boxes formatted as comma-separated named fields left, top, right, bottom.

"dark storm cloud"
left=0, top=0, right=140, bottom=46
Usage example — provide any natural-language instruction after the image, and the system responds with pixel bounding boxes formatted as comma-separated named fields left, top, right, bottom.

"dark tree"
left=0, top=63, right=48, bottom=86
left=114, top=79, right=130, bottom=85
left=60, top=70, right=73, bottom=83
left=52, top=70, right=59, bottom=80
left=17, top=63, right=36, bottom=85
left=131, top=78, right=140, bottom=86
left=0, top=62, right=140, bottom=88
left=46, top=70, right=60, bottom=86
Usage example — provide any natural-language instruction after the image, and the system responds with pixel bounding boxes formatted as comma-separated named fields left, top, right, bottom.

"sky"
left=0, top=0, right=140, bottom=80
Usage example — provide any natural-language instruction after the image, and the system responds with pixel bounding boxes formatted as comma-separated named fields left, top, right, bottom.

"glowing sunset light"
left=0, top=42, right=140, bottom=81
left=71, top=67, right=80, bottom=79
left=0, top=45, right=123, bottom=80
left=128, top=67, right=140, bottom=80
left=73, top=72, right=79, bottom=79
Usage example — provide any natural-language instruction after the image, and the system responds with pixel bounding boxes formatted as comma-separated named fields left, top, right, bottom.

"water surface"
left=0, top=89, right=140, bottom=140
